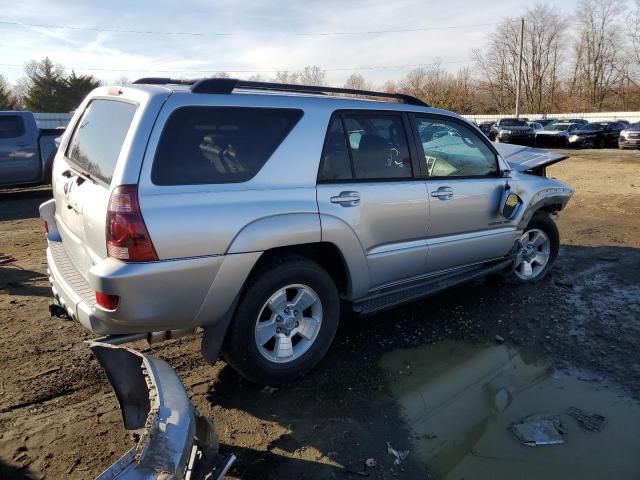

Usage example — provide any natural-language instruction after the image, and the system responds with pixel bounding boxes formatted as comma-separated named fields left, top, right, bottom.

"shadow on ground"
left=0, top=186, right=52, bottom=222
left=204, top=244, right=640, bottom=479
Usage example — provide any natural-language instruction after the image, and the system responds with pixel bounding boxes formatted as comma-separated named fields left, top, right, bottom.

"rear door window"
left=66, top=99, right=137, bottom=184
left=152, top=107, right=303, bottom=185
left=0, top=115, right=25, bottom=139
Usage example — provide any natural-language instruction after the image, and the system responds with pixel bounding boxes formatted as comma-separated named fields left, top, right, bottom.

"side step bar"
left=352, top=258, right=514, bottom=316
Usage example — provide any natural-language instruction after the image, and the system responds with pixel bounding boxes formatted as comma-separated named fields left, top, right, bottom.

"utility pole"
left=515, top=17, right=524, bottom=118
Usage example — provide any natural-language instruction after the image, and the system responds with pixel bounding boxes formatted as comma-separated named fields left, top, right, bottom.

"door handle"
left=330, top=191, right=360, bottom=207
left=431, top=187, right=454, bottom=200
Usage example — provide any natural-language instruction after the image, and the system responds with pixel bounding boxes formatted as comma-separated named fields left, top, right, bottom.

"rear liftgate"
left=89, top=342, right=235, bottom=480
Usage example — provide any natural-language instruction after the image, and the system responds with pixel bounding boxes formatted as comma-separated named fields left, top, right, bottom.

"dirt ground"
left=0, top=148, right=639, bottom=479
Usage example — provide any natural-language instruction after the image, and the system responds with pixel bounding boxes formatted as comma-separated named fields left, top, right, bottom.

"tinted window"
left=0, top=115, right=25, bottom=139
left=631, top=122, right=640, bottom=130
left=415, top=117, right=498, bottom=178
left=580, top=124, right=601, bottom=131
left=319, top=117, right=352, bottom=181
left=152, top=107, right=302, bottom=185
left=340, top=114, right=412, bottom=179
left=499, top=119, right=527, bottom=127
left=66, top=100, right=137, bottom=184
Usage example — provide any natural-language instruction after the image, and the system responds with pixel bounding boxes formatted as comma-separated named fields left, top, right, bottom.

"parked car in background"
left=0, top=111, right=62, bottom=187
left=527, top=122, right=544, bottom=132
left=491, top=118, right=535, bottom=145
left=618, top=122, right=640, bottom=149
left=568, top=122, right=625, bottom=148
left=617, top=120, right=630, bottom=128
left=569, top=122, right=624, bottom=148
left=533, top=119, right=558, bottom=128
left=535, top=122, right=581, bottom=148
left=40, top=78, right=573, bottom=385
left=478, top=121, right=495, bottom=138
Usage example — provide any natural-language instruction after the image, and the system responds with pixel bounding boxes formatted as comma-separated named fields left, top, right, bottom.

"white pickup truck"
left=0, top=111, right=62, bottom=187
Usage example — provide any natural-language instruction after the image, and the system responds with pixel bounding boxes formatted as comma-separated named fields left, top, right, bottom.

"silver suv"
left=40, top=79, right=574, bottom=384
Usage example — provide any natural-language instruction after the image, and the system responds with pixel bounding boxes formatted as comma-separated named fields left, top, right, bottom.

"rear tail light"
left=106, top=185, right=158, bottom=262
left=96, top=291, right=120, bottom=310
left=44, top=221, right=49, bottom=234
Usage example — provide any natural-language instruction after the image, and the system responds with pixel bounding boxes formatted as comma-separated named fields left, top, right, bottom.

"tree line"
left=1, top=0, right=639, bottom=114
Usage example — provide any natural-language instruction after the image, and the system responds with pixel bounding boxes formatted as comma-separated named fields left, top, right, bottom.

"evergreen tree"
left=22, top=58, right=101, bottom=112
left=64, top=71, right=101, bottom=110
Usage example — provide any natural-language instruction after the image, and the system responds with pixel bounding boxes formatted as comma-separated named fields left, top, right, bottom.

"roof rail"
left=131, top=77, right=429, bottom=107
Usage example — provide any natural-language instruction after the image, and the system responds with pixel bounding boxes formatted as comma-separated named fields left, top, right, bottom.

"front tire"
left=508, top=214, right=559, bottom=284
left=223, top=255, right=340, bottom=385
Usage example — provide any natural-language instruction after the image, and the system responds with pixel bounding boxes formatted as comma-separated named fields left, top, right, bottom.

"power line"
left=0, top=18, right=501, bottom=37
left=0, top=59, right=468, bottom=74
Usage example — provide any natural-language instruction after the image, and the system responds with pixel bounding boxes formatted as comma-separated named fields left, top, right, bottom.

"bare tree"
left=273, top=71, right=300, bottom=84
left=298, top=66, right=326, bottom=85
left=627, top=0, right=640, bottom=71
left=571, top=0, right=625, bottom=110
left=474, top=4, right=566, bottom=114
left=343, top=73, right=370, bottom=90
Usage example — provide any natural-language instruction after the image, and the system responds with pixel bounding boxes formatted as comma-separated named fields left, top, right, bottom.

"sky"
left=0, top=0, right=582, bottom=87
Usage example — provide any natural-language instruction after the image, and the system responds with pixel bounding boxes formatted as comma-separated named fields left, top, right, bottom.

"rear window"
left=66, top=99, right=137, bottom=184
left=0, top=115, right=25, bottom=139
left=152, top=107, right=303, bottom=185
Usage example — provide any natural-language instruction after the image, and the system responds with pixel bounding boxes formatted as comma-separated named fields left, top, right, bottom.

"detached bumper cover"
left=90, top=342, right=234, bottom=480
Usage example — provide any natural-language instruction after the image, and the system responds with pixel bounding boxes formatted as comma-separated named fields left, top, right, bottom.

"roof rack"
left=131, top=77, right=429, bottom=107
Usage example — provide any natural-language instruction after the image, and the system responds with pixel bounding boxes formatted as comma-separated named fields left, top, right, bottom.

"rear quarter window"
left=0, top=115, right=25, bottom=139
left=152, top=106, right=303, bottom=185
left=66, top=99, right=137, bottom=184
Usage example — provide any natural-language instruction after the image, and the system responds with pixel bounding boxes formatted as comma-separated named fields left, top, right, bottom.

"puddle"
left=381, top=341, right=640, bottom=479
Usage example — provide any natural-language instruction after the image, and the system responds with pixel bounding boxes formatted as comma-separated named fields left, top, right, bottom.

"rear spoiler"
left=89, top=342, right=235, bottom=479
left=493, top=143, right=568, bottom=172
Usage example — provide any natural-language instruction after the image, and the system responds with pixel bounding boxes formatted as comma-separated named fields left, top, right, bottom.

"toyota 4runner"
left=40, top=78, right=574, bottom=384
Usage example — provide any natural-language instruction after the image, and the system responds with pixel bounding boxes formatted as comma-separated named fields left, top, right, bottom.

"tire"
left=507, top=213, right=559, bottom=284
left=223, top=255, right=340, bottom=385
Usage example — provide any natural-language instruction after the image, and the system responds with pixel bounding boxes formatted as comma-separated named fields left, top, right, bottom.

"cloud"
left=0, top=0, right=581, bottom=85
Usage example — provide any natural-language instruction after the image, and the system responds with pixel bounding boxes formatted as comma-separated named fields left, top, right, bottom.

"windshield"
left=630, top=122, right=640, bottom=130
left=550, top=124, right=572, bottom=131
left=579, top=123, right=602, bottom=131
left=500, top=119, right=527, bottom=127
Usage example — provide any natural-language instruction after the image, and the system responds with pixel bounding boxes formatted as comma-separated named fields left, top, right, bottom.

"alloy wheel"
left=254, top=284, right=323, bottom=363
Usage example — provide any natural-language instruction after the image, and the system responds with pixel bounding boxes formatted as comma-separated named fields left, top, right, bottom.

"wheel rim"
left=254, top=284, right=323, bottom=364
left=514, top=229, right=551, bottom=280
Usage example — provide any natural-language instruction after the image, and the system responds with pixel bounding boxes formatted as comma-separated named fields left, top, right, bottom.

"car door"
left=316, top=112, right=430, bottom=290
left=0, top=115, right=39, bottom=185
left=411, top=114, right=518, bottom=273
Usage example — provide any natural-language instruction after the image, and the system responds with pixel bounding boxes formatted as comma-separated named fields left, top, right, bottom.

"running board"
left=352, top=258, right=513, bottom=316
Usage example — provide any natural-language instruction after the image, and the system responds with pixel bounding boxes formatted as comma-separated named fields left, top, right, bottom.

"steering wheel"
left=462, top=136, right=476, bottom=148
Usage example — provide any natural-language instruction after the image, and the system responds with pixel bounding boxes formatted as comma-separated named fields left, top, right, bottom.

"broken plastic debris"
left=386, top=441, right=410, bottom=465
left=567, top=407, right=605, bottom=432
left=510, top=414, right=566, bottom=446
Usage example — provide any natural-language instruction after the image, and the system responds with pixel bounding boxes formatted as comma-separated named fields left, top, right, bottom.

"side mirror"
left=499, top=185, right=523, bottom=220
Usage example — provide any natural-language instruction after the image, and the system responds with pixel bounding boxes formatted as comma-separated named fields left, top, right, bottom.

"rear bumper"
left=90, top=342, right=234, bottom=479
left=46, top=239, right=260, bottom=334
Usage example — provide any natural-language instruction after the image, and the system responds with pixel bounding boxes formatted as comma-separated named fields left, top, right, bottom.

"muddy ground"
left=0, top=148, right=639, bottom=479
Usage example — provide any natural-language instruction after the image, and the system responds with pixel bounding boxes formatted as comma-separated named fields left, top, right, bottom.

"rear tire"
left=507, top=213, right=559, bottom=284
left=223, top=255, right=340, bottom=385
